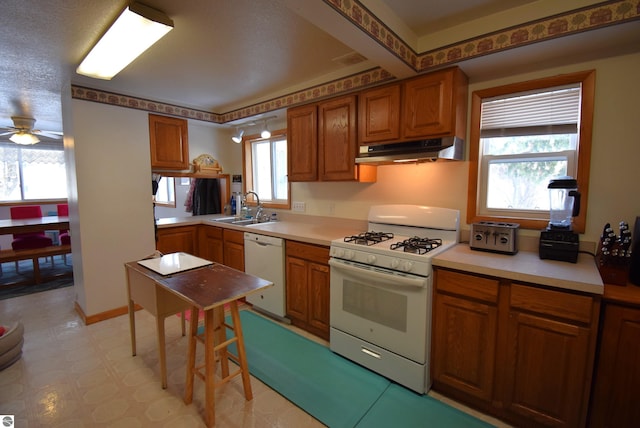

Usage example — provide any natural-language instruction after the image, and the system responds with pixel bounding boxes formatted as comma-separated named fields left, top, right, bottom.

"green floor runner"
left=226, top=311, right=390, bottom=428
left=356, top=383, right=494, bottom=428
left=218, top=311, right=494, bottom=428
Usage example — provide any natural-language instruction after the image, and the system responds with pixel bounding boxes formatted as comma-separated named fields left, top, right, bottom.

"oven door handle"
left=329, top=258, right=427, bottom=288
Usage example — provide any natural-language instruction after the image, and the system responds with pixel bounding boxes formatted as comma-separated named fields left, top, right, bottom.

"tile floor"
left=0, top=286, right=509, bottom=427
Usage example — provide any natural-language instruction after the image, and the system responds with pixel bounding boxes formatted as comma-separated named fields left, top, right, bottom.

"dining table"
left=125, top=253, right=272, bottom=427
left=0, top=215, right=70, bottom=235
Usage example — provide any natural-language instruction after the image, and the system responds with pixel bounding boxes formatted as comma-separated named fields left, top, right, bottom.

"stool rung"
left=218, top=368, right=242, bottom=387
left=213, top=336, right=238, bottom=352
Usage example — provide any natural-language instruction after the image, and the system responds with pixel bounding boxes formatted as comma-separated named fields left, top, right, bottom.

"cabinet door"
left=590, top=304, right=640, bottom=427
left=504, top=311, right=590, bottom=428
left=156, top=226, right=196, bottom=254
left=149, top=113, right=189, bottom=170
left=307, top=260, right=330, bottom=339
left=286, top=256, right=308, bottom=322
left=358, top=85, right=401, bottom=144
left=223, top=229, right=244, bottom=271
left=198, top=225, right=223, bottom=263
left=318, top=95, right=358, bottom=181
left=402, top=69, right=456, bottom=139
left=433, top=292, right=498, bottom=402
left=287, top=104, right=318, bottom=182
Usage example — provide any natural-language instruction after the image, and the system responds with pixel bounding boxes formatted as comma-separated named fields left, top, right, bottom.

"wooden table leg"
left=156, top=312, right=168, bottom=389
left=204, top=308, right=216, bottom=427
left=184, top=307, right=199, bottom=405
left=128, top=297, right=137, bottom=357
left=229, top=301, right=253, bottom=400
left=33, top=257, right=41, bottom=284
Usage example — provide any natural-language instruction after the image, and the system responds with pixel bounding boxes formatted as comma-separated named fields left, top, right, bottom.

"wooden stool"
left=184, top=300, right=252, bottom=427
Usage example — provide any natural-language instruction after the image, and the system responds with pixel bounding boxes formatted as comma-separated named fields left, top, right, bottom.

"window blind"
left=481, top=84, right=580, bottom=137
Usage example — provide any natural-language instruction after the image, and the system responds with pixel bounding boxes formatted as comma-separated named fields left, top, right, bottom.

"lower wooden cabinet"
left=433, top=270, right=498, bottom=403
left=223, top=229, right=244, bottom=272
left=156, top=225, right=197, bottom=255
left=198, top=225, right=224, bottom=264
left=285, top=240, right=330, bottom=340
left=433, top=268, right=600, bottom=428
left=589, top=302, right=640, bottom=427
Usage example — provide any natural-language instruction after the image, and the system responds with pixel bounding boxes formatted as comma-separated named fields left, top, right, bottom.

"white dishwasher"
left=244, top=232, right=286, bottom=319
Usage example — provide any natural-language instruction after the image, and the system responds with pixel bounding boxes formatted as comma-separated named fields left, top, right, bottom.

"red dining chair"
left=57, top=204, right=70, bottom=245
left=10, top=206, right=54, bottom=273
left=57, top=204, right=71, bottom=265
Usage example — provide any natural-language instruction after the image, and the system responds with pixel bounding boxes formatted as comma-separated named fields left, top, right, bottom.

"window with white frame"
left=0, top=141, right=67, bottom=201
left=153, top=176, right=176, bottom=207
left=468, top=71, right=595, bottom=232
left=244, top=131, right=289, bottom=208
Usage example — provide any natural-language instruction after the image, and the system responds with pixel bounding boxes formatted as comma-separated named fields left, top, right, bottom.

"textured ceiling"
left=0, top=0, right=638, bottom=135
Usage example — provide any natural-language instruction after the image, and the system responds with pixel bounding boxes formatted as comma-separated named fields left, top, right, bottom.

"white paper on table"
left=137, top=252, right=212, bottom=275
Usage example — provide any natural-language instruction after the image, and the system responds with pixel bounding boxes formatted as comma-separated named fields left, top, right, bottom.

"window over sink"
left=243, top=129, right=290, bottom=209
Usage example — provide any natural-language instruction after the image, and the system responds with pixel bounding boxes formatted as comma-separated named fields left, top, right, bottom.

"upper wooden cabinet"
left=287, top=104, right=318, bottom=181
left=288, top=96, right=376, bottom=183
left=358, top=84, right=401, bottom=144
left=358, top=66, right=468, bottom=145
left=149, top=113, right=189, bottom=170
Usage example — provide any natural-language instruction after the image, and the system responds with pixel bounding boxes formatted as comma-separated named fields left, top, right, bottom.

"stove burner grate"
left=390, top=237, right=443, bottom=254
left=344, top=231, right=394, bottom=246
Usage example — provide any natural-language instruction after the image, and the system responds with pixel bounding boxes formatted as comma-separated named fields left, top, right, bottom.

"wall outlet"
left=292, top=201, right=306, bottom=212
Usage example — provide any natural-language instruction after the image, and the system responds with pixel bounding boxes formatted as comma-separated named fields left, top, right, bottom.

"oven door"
left=329, top=257, right=431, bottom=363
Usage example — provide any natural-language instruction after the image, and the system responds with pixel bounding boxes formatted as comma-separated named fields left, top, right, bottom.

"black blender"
left=539, top=177, right=581, bottom=263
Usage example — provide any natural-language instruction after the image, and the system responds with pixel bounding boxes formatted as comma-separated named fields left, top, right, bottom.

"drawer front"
left=286, top=240, right=329, bottom=264
left=510, top=282, right=593, bottom=324
left=435, top=268, right=499, bottom=304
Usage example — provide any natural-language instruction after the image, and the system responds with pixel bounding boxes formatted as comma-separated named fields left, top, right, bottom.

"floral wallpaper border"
left=71, top=0, right=639, bottom=125
left=326, top=0, right=640, bottom=72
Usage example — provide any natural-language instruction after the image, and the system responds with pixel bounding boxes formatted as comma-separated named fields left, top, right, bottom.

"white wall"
left=65, top=99, right=156, bottom=317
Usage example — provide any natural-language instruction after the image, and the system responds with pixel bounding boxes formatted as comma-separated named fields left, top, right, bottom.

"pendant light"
left=261, top=120, right=271, bottom=139
left=231, top=128, right=244, bottom=143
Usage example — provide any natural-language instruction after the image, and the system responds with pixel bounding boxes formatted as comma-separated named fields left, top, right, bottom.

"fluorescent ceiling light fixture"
left=231, top=128, right=244, bottom=143
left=76, top=2, right=173, bottom=80
left=10, top=132, right=40, bottom=145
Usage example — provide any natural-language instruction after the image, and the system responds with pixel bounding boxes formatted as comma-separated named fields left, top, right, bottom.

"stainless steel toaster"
left=470, top=221, right=519, bottom=255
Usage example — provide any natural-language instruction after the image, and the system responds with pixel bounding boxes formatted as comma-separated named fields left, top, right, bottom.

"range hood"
left=356, top=137, right=464, bottom=165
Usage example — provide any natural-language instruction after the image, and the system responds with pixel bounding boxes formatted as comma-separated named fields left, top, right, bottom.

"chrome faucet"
left=244, top=191, right=267, bottom=222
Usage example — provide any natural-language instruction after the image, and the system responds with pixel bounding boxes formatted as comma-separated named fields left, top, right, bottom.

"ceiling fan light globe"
left=10, top=132, right=40, bottom=145
left=261, top=129, right=271, bottom=139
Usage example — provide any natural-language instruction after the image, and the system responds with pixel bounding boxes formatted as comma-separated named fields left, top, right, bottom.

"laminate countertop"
left=157, top=215, right=605, bottom=295
left=156, top=214, right=367, bottom=247
left=433, top=244, right=604, bottom=295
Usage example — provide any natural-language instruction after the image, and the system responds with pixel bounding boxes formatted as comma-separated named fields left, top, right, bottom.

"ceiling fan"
left=0, top=116, right=63, bottom=145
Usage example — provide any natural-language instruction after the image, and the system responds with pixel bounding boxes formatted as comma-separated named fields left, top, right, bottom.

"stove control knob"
left=366, top=255, right=377, bottom=264
left=401, top=261, right=413, bottom=272
left=344, top=250, right=355, bottom=260
left=390, top=259, right=400, bottom=269
left=333, top=248, right=345, bottom=258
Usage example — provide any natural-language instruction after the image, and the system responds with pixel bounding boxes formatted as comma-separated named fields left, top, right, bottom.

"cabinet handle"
left=361, top=347, right=381, bottom=359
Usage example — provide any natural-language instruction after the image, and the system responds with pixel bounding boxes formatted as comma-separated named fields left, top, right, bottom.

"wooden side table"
left=125, top=258, right=272, bottom=427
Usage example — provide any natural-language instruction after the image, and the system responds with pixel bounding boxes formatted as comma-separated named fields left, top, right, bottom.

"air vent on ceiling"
left=332, top=52, right=367, bottom=66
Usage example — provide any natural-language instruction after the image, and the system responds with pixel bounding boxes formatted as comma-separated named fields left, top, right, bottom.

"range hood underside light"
left=355, top=137, right=464, bottom=165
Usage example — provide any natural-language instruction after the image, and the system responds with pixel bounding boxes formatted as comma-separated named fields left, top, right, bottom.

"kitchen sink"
left=210, top=216, right=275, bottom=226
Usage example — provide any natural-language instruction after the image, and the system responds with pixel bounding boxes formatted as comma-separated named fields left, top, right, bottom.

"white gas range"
left=329, top=204, right=460, bottom=394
